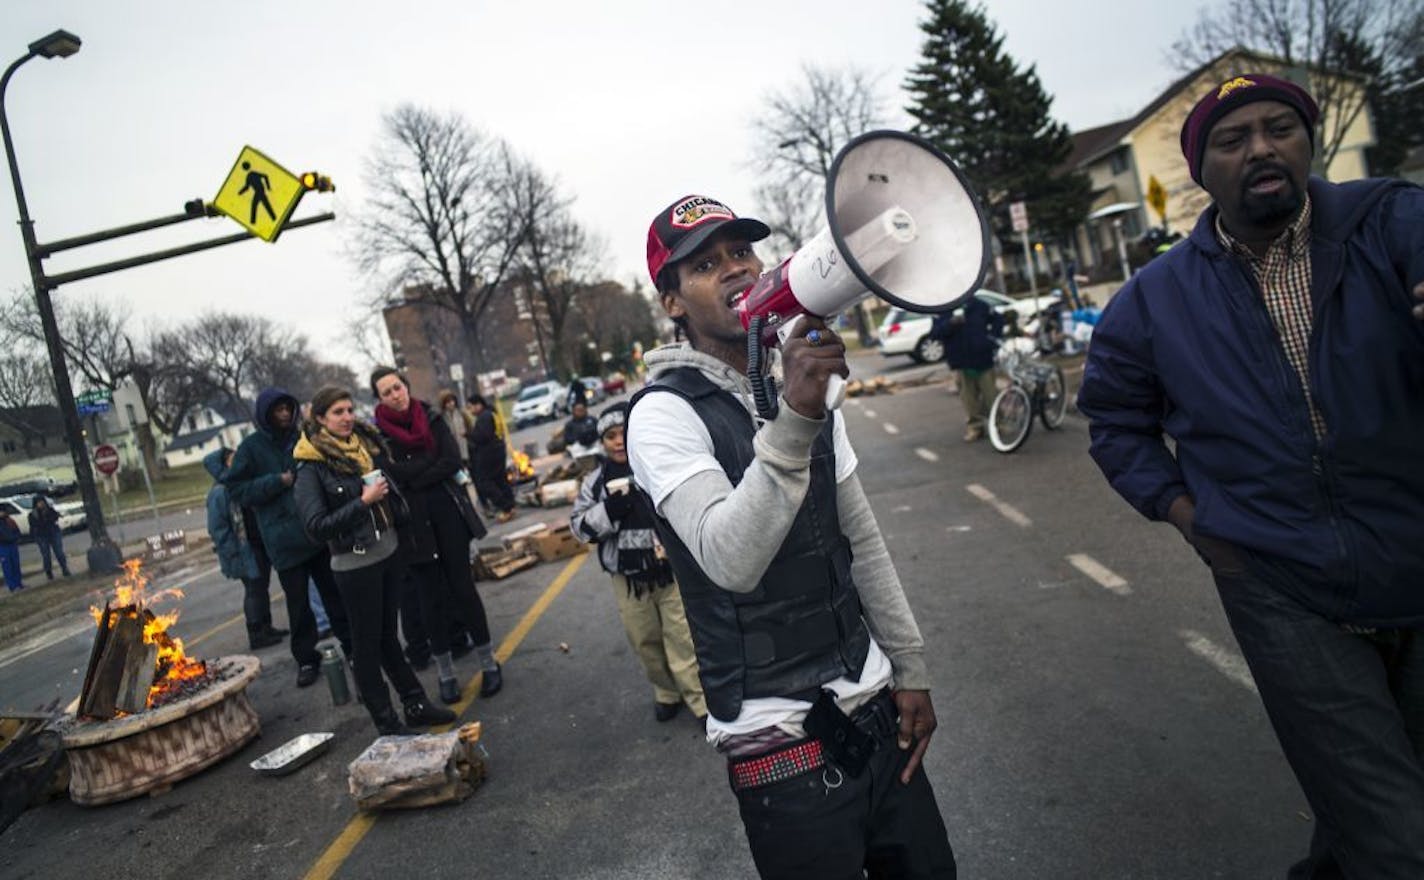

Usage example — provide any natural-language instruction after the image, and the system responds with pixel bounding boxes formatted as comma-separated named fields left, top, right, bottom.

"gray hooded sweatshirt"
left=628, top=343, right=930, bottom=692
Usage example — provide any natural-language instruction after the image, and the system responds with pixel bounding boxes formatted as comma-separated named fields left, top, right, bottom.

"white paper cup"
left=361, top=469, right=384, bottom=487
left=606, top=477, right=631, bottom=496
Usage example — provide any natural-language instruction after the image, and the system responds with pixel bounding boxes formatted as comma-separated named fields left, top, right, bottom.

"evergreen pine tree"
left=905, top=0, right=1091, bottom=253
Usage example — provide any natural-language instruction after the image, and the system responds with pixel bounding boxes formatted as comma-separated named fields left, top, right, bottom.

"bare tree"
left=1172, top=0, right=1424, bottom=172
left=749, top=65, right=887, bottom=252
left=566, top=281, right=662, bottom=371
left=352, top=105, right=555, bottom=373
left=0, top=313, right=54, bottom=456
left=515, top=176, right=607, bottom=376
left=176, top=313, right=301, bottom=410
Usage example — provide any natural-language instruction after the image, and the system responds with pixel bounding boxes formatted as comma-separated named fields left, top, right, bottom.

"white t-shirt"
left=628, top=386, right=892, bottom=744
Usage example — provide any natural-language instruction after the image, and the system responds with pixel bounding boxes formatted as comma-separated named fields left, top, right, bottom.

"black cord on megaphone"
left=746, top=315, right=779, bottom=421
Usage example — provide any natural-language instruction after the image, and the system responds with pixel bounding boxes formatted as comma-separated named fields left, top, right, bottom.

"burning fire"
left=508, top=448, right=535, bottom=482
left=90, top=558, right=207, bottom=710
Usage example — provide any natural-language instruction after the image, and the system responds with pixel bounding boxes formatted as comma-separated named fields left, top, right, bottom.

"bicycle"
left=986, top=340, right=1068, bottom=453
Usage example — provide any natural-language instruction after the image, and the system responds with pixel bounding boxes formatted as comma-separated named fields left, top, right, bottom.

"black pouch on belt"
left=803, top=689, right=878, bottom=778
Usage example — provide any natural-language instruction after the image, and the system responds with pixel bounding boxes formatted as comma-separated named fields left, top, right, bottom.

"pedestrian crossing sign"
left=212, top=146, right=305, bottom=242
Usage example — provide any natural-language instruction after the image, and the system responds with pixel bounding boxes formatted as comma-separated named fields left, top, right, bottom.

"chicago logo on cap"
left=1216, top=76, right=1258, bottom=100
left=671, top=196, right=734, bottom=229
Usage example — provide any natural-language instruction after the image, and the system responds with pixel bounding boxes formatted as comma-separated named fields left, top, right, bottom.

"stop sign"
left=93, top=443, right=121, bottom=476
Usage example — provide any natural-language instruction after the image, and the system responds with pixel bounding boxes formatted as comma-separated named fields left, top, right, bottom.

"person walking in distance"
left=1077, top=73, right=1424, bottom=877
left=204, top=448, right=287, bottom=650
left=293, top=386, right=456, bottom=736
left=26, top=496, right=70, bottom=579
left=571, top=402, right=705, bottom=724
left=931, top=295, right=1003, bottom=442
left=225, top=388, right=352, bottom=687
left=627, top=194, right=956, bottom=878
left=371, top=367, right=503, bottom=703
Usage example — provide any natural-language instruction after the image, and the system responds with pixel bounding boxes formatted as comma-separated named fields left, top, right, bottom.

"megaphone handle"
left=825, top=374, right=846, bottom=411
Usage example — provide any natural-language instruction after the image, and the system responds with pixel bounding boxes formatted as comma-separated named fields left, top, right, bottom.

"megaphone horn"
left=736, top=130, right=991, bottom=413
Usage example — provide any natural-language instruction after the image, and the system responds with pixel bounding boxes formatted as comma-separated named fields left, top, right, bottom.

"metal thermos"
left=320, top=645, right=350, bottom=705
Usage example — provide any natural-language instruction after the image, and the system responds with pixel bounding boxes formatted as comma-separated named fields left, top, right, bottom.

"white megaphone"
left=735, top=130, right=990, bottom=414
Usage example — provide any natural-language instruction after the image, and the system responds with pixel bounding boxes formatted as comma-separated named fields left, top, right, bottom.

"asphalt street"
left=0, top=349, right=1309, bottom=879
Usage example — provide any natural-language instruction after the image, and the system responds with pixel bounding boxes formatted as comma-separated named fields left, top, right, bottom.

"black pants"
left=733, top=697, right=956, bottom=879
left=399, top=567, right=471, bottom=661
left=333, top=555, right=424, bottom=713
left=275, top=549, right=351, bottom=667
left=410, top=488, right=492, bottom=649
left=1213, top=567, right=1424, bottom=879
left=473, top=460, right=514, bottom=514
left=240, top=541, right=274, bottom=638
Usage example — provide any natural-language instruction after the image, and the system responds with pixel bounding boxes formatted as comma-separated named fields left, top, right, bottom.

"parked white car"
left=878, top=289, right=1061, bottom=363
left=511, top=381, right=568, bottom=428
left=0, top=494, right=87, bottom=539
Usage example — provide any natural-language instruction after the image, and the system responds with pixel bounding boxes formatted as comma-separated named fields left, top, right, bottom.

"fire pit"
left=47, top=560, right=265, bottom=805
left=55, top=655, right=261, bottom=805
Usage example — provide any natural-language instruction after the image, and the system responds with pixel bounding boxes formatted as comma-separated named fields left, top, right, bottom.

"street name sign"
left=213, top=146, right=305, bottom=242
left=76, top=388, right=113, bottom=416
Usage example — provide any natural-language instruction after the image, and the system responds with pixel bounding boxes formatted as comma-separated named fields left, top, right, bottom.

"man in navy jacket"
left=1078, top=73, right=1424, bottom=876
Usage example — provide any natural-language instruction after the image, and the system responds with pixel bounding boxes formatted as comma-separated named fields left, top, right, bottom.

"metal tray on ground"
left=250, top=732, right=335, bottom=776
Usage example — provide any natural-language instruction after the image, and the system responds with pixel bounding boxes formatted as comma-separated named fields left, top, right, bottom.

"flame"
left=90, top=558, right=207, bottom=710
left=508, top=448, right=534, bottom=481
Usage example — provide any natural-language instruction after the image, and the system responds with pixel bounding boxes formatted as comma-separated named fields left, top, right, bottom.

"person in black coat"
left=293, top=385, right=455, bottom=735
left=466, top=394, right=515, bottom=523
left=27, top=496, right=70, bottom=579
left=371, top=367, right=503, bottom=702
left=931, top=295, right=1003, bottom=442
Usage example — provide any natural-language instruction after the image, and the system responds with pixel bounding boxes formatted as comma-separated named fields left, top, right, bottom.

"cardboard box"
left=529, top=524, right=582, bottom=562
left=502, top=523, right=551, bottom=555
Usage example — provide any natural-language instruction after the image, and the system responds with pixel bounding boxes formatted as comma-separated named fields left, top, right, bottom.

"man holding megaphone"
left=626, top=192, right=957, bottom=879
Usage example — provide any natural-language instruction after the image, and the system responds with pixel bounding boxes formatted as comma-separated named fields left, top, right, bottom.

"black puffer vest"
left=630, top=367, right=870, bottom=722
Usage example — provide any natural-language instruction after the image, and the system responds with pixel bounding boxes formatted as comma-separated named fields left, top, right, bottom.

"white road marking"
left=883, top=423, right=900, bottom=435
left=914, top=447, right=939, bottom=462
left=947, top=525, right=971, bottom=532
left=893, top=505, right=913, bottom=513
left=1180, top=629, right=1258, bottom=694
left=965, top=483, right=1033, bottom=527
left=863, top=409, right=877, bottom=418
left=1066, top=553, right=1131, bottom=595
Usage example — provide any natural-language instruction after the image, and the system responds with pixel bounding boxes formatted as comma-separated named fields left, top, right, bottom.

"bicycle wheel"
left=988, top=385, right=1033, bottom=453
left=1039, top=366, right=1068, bottom=430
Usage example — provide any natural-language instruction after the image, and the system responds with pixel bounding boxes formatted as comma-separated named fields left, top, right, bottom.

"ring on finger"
left=806, top=329, right=823, bottom=347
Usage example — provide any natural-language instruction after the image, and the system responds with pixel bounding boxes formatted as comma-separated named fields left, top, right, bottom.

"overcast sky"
left=0, top=0, right=1207, bottom=368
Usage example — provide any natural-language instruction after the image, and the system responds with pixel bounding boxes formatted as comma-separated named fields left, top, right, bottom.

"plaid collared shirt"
left=1215, top=198, right=1326, bottom=438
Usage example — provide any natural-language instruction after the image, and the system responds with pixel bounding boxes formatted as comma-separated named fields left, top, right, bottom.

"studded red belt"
left=727, top=739, right=825, bottom=791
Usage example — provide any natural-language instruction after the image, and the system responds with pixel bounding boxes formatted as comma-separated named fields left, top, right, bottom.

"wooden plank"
left=115, top=642, right=158, bottom=714
left=77, top=604, right=114, bottom=712
left=80, top=613, right=144, bottom=719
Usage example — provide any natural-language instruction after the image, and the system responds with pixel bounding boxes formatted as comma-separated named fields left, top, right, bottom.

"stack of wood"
left=348, top=722, right=487, bottom=811
left=78, top=604, right=159, bottom=719
left=845, top=376, right=896, bottom=398
left=0, top=707, right=67, bottom=833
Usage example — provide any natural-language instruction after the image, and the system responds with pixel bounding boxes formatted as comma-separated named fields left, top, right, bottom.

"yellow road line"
left=187, top=590, right=282, bottom=649
left=301, top=553, right=588, bottom=880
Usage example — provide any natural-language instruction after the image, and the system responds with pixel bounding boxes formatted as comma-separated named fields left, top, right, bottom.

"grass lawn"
left=111, top=462, right=213, bottom=513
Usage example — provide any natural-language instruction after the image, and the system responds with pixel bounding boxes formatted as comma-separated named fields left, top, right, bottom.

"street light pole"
left=1, top=29, right=122, bottom=573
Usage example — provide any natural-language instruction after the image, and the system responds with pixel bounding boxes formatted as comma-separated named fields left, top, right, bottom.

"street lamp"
left=1, top=29, right=123, bottom=574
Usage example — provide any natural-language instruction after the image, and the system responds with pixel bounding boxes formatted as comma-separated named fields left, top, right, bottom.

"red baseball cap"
left=646, top=194, right=770, bottom=285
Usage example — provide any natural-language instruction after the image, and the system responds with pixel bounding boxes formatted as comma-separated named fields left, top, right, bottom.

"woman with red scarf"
left=370, top=366, right=503, bottom=703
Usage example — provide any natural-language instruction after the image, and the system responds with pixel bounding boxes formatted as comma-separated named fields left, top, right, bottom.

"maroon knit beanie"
left=1179, top=73, right=1319, bottom=184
